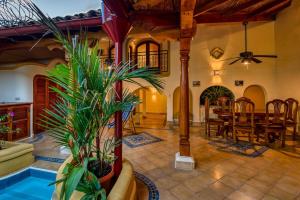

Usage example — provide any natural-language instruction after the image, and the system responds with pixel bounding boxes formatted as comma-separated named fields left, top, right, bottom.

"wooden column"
left=101, top=1, right=131, bottom=177
left=179, top=0, right=196, bottom=157
left=179, top=38, right=191, bottom=156
left=114, top=41, right=123, bottom=176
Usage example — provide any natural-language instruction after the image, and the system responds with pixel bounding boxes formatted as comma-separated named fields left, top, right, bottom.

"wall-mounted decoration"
left=212, top=70, right=221, bottom=76
left=192, top=81, right=201, bottom=87
left=235, top=80, right=244, bottom=86
left=210, top=47, right=224, bottom=59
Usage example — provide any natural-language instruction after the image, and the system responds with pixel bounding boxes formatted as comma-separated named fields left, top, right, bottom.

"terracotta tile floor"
left=32, top=126, right=300, bottom=200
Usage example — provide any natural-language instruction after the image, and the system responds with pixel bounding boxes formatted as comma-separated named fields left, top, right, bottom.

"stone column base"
left=174, top=152, right=195, bottom=170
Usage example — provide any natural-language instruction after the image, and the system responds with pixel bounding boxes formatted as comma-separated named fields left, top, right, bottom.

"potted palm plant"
left=26, top=2, right=164, bottom=200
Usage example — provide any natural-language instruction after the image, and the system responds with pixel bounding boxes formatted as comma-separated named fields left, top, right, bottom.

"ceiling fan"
left=224, top=22, right=277, bottom=65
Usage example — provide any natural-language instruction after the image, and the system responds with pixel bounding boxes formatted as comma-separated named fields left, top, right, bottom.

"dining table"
left=213, top=108, right=273, bottom=121
left=212, top=108, right=272, bottom=137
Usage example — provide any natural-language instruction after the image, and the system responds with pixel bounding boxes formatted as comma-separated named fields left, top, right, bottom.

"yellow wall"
left=275, top=1, right=300, bottom=102
left=124, top=22, right=277, bottom=122
left=135, top=87, right=167, bottom=114
left=173, top=87, right=193, bottom=118
left=165, top=22, right=276, bottom=122
left=243, top=85, right=266, bottom=111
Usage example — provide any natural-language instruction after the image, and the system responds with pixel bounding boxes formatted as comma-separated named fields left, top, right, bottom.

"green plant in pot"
left=26, top=3, right=164, bottom=200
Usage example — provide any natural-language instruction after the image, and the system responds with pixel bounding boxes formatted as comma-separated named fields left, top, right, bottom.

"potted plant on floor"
left=25, top=2, right=164, bottom=200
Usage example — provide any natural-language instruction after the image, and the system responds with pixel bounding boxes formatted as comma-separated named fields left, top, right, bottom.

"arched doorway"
left=199, top=86, right=234, bottom=122
left=33, top=75, right=60, bottom=134
left=199, top=85, right=234, bottom=106
left=173, top=87, right=193, bottom=124
left=244, top=85, right=266, bottom=111
left=133, top=87, right=167, bottom=128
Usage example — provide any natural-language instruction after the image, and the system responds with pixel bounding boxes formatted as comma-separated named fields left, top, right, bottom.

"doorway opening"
left=133, top=87, right=167, bottom=128
left=33, top=75, right=60, bottom=134
left=243, top=85, right=266, bottom=111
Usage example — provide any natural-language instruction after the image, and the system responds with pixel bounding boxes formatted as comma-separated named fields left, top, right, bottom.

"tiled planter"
left=0, top=141, right=34, bottom=177
left=54, top=156, right=137, bottom=200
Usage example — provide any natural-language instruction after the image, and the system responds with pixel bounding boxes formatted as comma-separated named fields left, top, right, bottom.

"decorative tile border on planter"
left=134, top=171, right=159, bottom=200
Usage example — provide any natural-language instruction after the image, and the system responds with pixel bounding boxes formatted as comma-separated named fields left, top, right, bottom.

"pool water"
left=0, top=168, right=56, bottom=200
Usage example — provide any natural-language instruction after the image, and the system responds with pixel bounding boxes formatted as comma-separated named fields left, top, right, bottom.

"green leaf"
left=64, top=166, right=85, bottom=200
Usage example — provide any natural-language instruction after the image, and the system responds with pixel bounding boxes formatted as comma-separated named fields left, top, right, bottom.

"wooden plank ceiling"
left=125, top=0, right=291, bottom=29
left=0, top=0, right=292, bottom=43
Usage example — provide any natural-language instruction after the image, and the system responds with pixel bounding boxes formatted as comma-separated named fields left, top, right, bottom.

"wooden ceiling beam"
left=181, top=0, right=197, bottom=34
left=247, top=0, right=284, bottom=18
left=129, top=11, right=179, bottom=31
left=222, top=0, right=262, bottom=15
left=195, top=13, right=274, bottom=23
left=0, top=39, right=57, bottom=52
left=259, top=0, right=291, bottom=17
left=194, top=0, right=231, bottom=17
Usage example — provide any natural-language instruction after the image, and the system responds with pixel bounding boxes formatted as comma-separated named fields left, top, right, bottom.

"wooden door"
left=33, top=75, right=59, bottom=134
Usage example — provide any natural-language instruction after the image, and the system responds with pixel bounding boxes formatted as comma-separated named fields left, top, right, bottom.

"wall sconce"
left=212, top=70, right=222, bottom=84
left=213, top=70, right=221, bottom=76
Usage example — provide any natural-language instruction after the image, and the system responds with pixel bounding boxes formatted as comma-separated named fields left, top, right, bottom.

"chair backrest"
left=285, top=98, right=299, bottom=122
left=233, top=97, right=255, bottom=127
left=217, top=96, right=232, bottom=112
left=107, top=104, right=134, bottom=128
left=266, top=99, right=288, bottom=125
left=205, top=97, right=209, bottom=121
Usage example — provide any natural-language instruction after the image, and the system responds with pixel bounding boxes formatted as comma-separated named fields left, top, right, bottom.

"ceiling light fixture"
left=242, top=58, right=251, bottom=65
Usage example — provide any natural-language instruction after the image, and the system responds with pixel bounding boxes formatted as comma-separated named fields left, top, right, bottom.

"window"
left=135, top=40, right=161, bottom=70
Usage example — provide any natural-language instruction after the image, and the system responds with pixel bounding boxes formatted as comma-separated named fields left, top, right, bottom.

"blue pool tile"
left=30, top=168, right=56, bottom=180
left=0, top=167, right=57, bottom=200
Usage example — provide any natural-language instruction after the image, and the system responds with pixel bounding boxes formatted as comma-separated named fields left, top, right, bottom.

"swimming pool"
left=0, top=167, right=57, bottom=200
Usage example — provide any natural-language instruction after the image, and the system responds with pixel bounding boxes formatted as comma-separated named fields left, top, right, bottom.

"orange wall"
left=244, top=85, right=266, bottom=111
left=135, top=88, right=167, bottom=114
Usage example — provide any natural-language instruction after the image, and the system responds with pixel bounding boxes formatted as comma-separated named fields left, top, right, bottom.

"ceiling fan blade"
left=218, top=57, right=240, bottom=62
left=251, top=57, right=262, bottom=63
left=229, top=58, right=242, bottom=65
left=253, top=55, right=278, bottom=58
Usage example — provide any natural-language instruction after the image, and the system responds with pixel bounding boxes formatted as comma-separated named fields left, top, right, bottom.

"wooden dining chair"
left=217, top=96, right=233, bottom=113
left=205, top=98, right=224, bottom=137
left=285, top=98, right=299, bottom=140
left=265, top=99, right=288, bottom=147
left=232, top=97, right=255, bottom=144
left=217, top=96, right=234, bottom=137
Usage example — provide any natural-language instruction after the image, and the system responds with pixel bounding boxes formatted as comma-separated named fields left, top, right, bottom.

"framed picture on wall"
left=235, top=80, right=244, bottom=86
left=192, top=81, right=201, bottom=87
